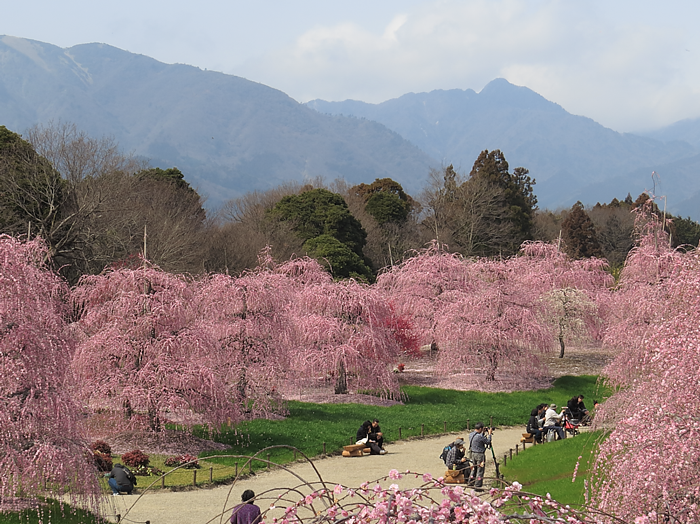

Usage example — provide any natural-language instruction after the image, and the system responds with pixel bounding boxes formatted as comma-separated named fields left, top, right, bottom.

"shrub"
left=90, top=440, right=112, bottom=455
left=164, top=454, right=200, bottom=469
left=121, top=449, right=150, bottom=468
left=93, top=451, right=113, bottom=472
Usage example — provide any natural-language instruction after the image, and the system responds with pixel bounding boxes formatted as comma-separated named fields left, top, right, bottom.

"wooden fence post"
left=467, top=419, right=470, bottom=431
left=515, top=445, right=519, bottom=456
left=267, top=453, right=271, bottom=468
left=210, top=467, right=213, bottom=483
left=421, top=424, right=424, bottom=437
left=323, top=442, right=326, bottom=454
left=503, top=453, right=507, bottom=466
left=399, top=427, right=402, bottom=439
left=443, top=421, right=447, bottom=433
left=193, top=469, right=197, bottom=486
left=161, top=475, right=165, bottom=489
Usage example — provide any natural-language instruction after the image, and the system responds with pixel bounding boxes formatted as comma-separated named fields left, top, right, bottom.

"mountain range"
left=308, top=82, right=700, bottom=218
left=1, top=35, right=698, bottom=220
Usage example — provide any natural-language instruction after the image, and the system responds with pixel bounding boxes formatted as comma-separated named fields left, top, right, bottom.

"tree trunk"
left=335, top=359, right=348, bottom=394
left=148, top=403, right=161, bottom=432
left=486, top=352, right=498, bottom=381
left=559, top=335, right=565, bottom=358
left=123, top=398, right=133, bottom=420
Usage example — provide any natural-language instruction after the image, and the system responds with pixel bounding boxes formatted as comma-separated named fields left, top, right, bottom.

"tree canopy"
left=270, top=188, right=372, bottom=280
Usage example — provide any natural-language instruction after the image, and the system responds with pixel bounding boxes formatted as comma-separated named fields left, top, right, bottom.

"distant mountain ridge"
left=308, top=80, right=700, bottom=219
left=0, top=35, right=435, bottom=207
left=1, top=35, right=698, bottom=220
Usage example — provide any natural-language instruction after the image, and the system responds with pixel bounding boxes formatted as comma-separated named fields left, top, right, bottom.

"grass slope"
left=500, top=430, right=604, bottom=507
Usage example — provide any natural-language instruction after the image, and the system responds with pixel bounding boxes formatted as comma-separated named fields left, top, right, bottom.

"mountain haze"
left=308, top=80, right=700, bottom=218
left=0, top=36, right=435, bottom=207
left=1, top=35, right=698, bottom=220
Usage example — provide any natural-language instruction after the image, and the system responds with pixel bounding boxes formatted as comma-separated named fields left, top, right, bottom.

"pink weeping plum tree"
left=290, top=276, right=416, bottom=398
left=588, top=212, right=700, bottom=523
left=191, top=251, right=315, bottom=417
left=519, top=241, right=612, bottom=357
left=71, top=264, right=248, bottom=433
left=0, top=236, right=100, bottom=510
left=378, top=241, right=609, bottom=387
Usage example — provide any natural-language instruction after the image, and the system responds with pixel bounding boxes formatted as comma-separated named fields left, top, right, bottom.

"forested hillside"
left=0, top=36, right=435, bottom=207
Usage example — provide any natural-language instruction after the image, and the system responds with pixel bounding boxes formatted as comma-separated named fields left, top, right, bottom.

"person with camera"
left=567, top=395, right=591, bottom=425
left=108, top=463, right=136, bottom=496
left=467, top=423, right=492, bottom=488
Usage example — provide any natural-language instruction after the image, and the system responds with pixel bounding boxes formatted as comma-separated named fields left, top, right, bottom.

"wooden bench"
left=444, top=469, right=466, bottom=484
left=520, top=433, right=534, bottom=444
left=342, top=443, right=370, bottom=457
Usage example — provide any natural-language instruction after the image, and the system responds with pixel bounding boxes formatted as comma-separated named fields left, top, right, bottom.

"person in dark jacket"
left=370, top=419, right=384, bottom=449
left=527, top=407, right=544, bottom=443
left=567, top=395, right=590, bottom=424
left=230, top=489, right=261, bottom=524
left=356, top=420, right=385, bottom=455
left=108, top=464, right=136, bottom=495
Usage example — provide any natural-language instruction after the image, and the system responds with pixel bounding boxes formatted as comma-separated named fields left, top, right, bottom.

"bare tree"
left=25, top=121, right=145, bottom=184
left=418, top=165, right=515, bottom=257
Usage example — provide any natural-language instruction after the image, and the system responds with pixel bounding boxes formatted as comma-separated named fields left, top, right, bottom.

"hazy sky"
left=3, top=0, right=699, bottom=133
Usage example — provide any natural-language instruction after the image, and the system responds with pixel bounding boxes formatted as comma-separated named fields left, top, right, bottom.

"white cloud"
left=236, top=0, right=700, bottom=132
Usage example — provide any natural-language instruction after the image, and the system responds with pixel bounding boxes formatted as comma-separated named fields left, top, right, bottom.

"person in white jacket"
left=543, top=403, right=566, bottom=440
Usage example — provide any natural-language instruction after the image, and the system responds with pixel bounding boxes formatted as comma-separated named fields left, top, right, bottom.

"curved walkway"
left=103, top=427, right=536, bottom=524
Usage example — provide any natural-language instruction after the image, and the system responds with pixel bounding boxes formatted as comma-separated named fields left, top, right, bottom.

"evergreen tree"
left=270, top=188, right=372, bottom=279
left=467, top=150, right=537, bottom=255
left=561, top=201, right=603, bottom=259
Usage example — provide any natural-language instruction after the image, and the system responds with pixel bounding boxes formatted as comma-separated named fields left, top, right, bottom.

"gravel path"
left=102, top=427, right=533, bottom=524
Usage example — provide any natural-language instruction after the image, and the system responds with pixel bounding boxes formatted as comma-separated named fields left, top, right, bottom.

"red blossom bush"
left=121, top=449, right=150, bottom=468
left=92, top=451, right=113, bottom=472
left=90, top=440, right=112, bottom=455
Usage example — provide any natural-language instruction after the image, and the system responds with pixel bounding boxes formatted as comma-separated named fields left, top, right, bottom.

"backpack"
left=439, top=443, right=453, bottom=464
left=123, top=465, right=137, bottom=486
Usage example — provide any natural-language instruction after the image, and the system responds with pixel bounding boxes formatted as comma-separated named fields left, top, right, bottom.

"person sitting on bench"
left=567, top=395, right=591, bottom=425
left=543, top=404, right=567, bottom=440
left=445, top=438, right=469, bottom=471
left=356, top=420, right=386, bottom=455
left=370, top=419, right=384, bottom=449
left=527, top=407, right=545, bottom=443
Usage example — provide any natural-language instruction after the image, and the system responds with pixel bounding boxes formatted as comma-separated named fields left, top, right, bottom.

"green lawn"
left=201, top=375, right=607, bottom=471
left=500, top=430, right=604, bottom=507
left=1, top=376, right=608, bottom=523
left=0, top=499, right=105, bottom=524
